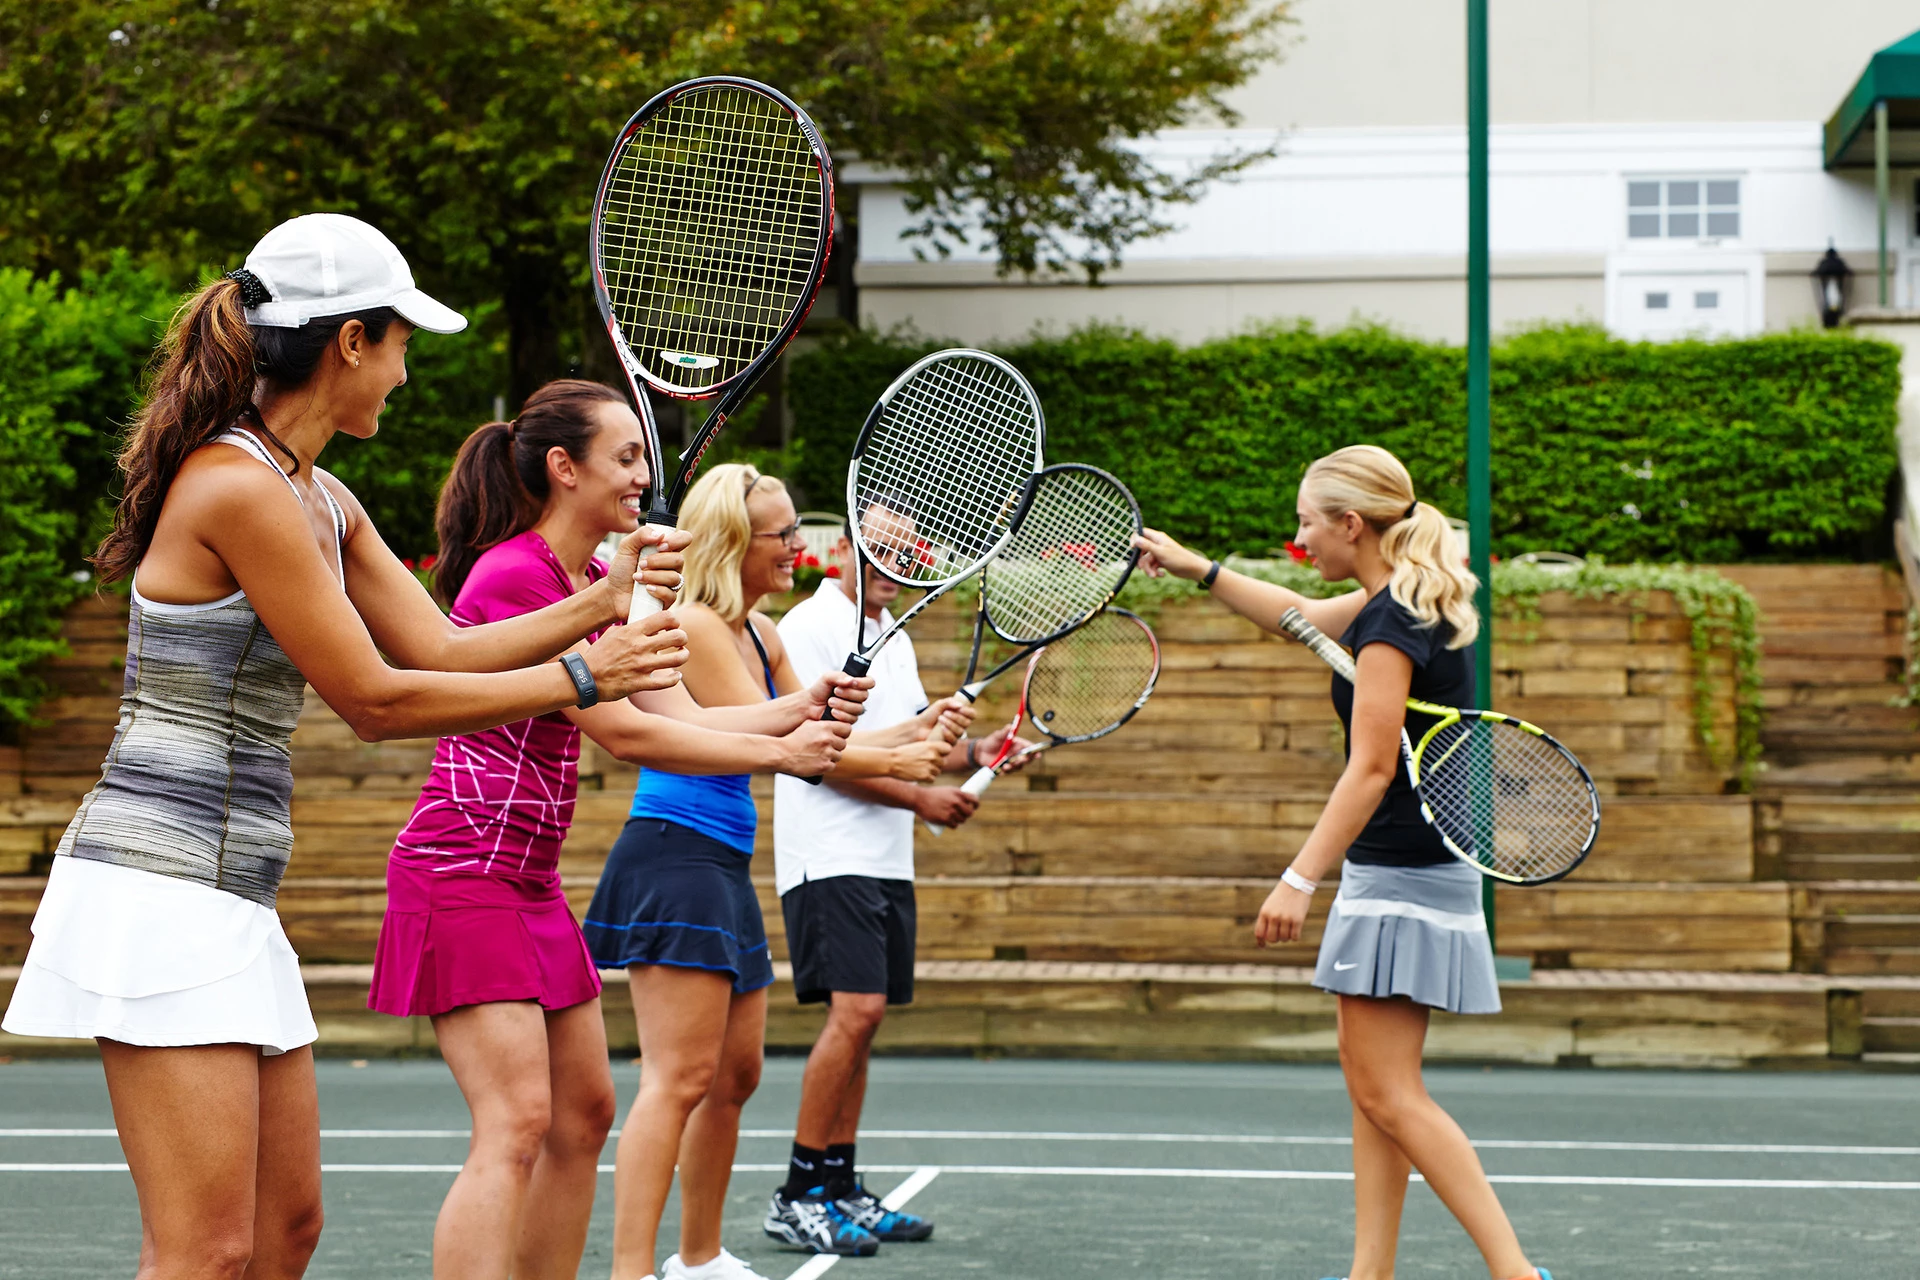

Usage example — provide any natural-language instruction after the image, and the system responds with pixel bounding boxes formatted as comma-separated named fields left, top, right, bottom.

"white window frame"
left=1624, top=174, right=1744, bottom=247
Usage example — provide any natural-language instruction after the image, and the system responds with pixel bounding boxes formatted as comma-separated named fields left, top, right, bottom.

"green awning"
left=1824, top=28, right=1920, bottom=169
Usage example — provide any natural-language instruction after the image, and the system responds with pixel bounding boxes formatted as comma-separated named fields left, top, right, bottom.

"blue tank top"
left=629, top=618, right=777, bottom=855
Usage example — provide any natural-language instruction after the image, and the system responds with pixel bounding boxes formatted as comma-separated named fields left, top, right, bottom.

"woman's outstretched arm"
left=1132, top=527, right=1369, bottom=639
left=197, top=458, right=686, bottom=741
left=322, top=471, right=689, bottom=672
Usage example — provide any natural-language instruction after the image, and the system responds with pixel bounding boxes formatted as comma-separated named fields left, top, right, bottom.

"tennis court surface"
left=3, top=1056, right=1915, bottom=1278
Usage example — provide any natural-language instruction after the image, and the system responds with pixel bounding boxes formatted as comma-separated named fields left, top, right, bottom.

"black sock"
left=785, top=1143, right=827, bottom=1198
left=823, top=1142, right=857, bottom=1198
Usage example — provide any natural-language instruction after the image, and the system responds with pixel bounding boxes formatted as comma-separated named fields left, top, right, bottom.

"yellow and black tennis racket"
left=1277, top=607, right=1600, bottom=885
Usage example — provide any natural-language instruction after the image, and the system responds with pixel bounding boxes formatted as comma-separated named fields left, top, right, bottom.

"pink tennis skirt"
left=368, top=864, right=602, bottom=1018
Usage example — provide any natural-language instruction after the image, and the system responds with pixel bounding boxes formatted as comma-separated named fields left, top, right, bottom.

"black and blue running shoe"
left=833, top=1181, right=935, bottom=1242
left=764, top=1187, right=880, bottom=1256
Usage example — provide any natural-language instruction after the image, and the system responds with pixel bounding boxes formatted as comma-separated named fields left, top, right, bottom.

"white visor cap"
left=242, top=213, right=467, bottom=334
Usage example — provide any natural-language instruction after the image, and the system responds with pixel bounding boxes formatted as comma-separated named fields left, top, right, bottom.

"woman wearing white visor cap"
left=1, top=213, right=692, bottom=1279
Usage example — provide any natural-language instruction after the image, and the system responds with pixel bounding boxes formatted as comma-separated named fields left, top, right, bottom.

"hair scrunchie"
left=1403, top=500, right=1418, bottom=520
left=225, top=268, right=272, bottom=308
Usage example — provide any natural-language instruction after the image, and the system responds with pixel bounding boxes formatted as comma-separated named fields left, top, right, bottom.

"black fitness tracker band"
left=558, top=652, right=598, bottom=709
left=1200, top=560, right=1223, bottom=591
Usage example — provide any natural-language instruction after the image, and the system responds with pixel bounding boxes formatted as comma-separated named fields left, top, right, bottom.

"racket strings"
left=984, top=468, right=1139, bottom=644
left=1416, top=719, right=1595, bottom=881
left=853, top=356, right=1041, bottom=586
left=1024, top=612, right=1159, bottom=742
left=600, top=84, right=826, bottom=392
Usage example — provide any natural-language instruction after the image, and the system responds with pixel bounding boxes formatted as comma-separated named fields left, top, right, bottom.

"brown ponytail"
left=95, top=279, right=275, bottom=582
left=432, top=379, right=626, bottom=607
left=93, top=276, right=398, bottom=584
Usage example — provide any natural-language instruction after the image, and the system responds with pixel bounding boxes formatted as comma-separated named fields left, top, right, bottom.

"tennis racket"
left=956, top=463, right=1143, bottom=702
left=932, top=607, right=1160, bottom=831
left=802, top=349, right=1045, bottom=783
left=590, top=76, right=835, bottom=617
left=1276, top=607, right=1600, bottom=885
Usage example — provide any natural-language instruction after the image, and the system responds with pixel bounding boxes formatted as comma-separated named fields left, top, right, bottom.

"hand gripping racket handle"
left=924, top=765, right=999, bottom=837
left=801, top=654, right=874, bottom=785
left=624, top=522, right=676, bottom=621
left=1277, top=608, right=1356, bottom=682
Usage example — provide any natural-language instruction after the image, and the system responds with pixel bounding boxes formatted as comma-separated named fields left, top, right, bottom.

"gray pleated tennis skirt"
left=1312, top=859, right=1501, bottom=1015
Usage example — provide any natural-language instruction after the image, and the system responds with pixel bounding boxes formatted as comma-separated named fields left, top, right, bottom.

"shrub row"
left=785, top=323, right=1904, bottom=563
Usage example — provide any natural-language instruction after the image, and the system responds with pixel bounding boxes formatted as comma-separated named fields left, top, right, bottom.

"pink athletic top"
left=388, top=531, right=605, bottom=881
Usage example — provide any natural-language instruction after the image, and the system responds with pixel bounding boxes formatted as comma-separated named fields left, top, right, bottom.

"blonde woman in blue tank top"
left=586, top=464, right=967, bottom=1280
left=1, top=215, right=692, bottom=1279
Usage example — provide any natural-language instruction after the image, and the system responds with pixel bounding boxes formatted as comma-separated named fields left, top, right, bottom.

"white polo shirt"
left=773, top=579, right=930, bottom=895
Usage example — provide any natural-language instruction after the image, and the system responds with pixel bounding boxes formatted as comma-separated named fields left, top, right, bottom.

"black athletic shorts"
left=781, top=875, right=916, bottom=1006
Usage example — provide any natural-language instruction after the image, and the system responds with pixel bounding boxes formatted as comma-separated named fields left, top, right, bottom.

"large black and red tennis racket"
left=590, top=76, right=835, bottom=616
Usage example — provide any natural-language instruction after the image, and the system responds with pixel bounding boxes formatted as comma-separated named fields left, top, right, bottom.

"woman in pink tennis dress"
left=367, top=380, right=868, bottom=1280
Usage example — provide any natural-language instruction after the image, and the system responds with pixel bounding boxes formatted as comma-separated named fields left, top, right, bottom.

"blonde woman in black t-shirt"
left=1134, top=444, right=1550, bottom=1280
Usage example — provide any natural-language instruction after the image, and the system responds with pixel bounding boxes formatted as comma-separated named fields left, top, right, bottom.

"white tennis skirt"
left=3, top=855, right=317, bottom=1055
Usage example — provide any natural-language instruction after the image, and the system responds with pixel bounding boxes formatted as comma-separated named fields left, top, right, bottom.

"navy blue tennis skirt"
left=583, top=817, right=774, bottom=994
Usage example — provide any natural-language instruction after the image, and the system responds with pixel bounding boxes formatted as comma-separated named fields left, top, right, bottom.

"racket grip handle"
left=803, top=653, right=876, bottom=784
left=924, top=766, right=999, bottom=837
left=624, top=530, right=670, bottom=621
left=1277, top=607, right=1357, bottom=682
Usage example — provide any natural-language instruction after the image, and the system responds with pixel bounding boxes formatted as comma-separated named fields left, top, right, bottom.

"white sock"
left=675, top=1254, right=729, bottom=1280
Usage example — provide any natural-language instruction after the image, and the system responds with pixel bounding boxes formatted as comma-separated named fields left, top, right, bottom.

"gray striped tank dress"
left=2, top=428, right=338, bottom=1052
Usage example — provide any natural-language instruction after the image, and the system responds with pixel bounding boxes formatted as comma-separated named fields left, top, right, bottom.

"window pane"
left=1646, top=292, right=1670, bottom=310
left=1628, top=181, right=1661, bottom=208
left=1628, top=213, right=1662, bottom=238
left=1707, top=211, right=1739, bottom=237
left=1667, top=180, right=1701, bottom=207
left=1706, top=180, right=1739, bottom=206
left=1668, top=212, right=1700, bottom=237
left=1695, top=291, right=1720, bottom=309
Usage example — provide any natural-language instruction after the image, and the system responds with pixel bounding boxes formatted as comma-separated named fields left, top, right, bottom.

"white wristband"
left=1281, top=867, right=1318, bottom=895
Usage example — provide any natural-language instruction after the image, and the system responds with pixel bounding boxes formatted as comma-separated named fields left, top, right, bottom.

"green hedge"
left=0, top=266, right=506, bottom=732
left=0, top=260, right=175, bottom=728
left=786, top=324, right=1904, bottom=562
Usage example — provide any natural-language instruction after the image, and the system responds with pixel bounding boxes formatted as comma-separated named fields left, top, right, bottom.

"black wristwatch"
left=557, top=652, right=599, bottom=709
left=1200, top=559, right=1223, bottom=591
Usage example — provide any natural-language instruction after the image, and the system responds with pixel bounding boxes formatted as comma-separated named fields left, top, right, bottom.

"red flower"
left=799, top=552, right=819, bottom=568
left=401, top=557, right=416, bottom=570
left=823, top=565, right=842, bottom=578
left=421, top=554, right=438, bottom=570
left=1284, top=541, right=1311, bottom=564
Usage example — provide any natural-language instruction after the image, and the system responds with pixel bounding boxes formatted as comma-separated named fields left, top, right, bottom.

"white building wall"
left=852, top=1, right=1920, bottom=346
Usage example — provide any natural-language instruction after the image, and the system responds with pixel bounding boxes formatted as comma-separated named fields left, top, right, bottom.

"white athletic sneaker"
left=661, top=1249, right=771, bottom=1280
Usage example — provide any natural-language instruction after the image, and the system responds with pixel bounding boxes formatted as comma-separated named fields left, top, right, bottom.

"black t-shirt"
left=1329, top=588, right=1476, bottom=867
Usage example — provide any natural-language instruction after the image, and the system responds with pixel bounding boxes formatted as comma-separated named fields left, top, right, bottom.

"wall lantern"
left=1812, top=244, right=1854, bottom=328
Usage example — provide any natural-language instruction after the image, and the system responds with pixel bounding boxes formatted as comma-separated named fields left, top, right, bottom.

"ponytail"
left=432, top=379, right=625, bottom=606
left=94, top=279, right=269, bottom=582
left=94, top=274, right=399, bottom=584
left=1302, top=444, right=1481, bottom=649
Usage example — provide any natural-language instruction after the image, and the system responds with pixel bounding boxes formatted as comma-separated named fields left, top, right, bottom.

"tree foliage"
left=0, top=0, right=1290, bottom=399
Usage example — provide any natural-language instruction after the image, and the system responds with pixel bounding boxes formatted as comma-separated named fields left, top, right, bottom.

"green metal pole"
left=1468, top=0, right=1496, bottom=944
left=1876, top=100, right=1890, bottom=306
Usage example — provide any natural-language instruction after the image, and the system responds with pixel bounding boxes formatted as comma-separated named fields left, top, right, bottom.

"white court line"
left=784, top=1167, right=941, bottom=1280
left=4, top=1162, right=1919, bottom=1191
left=8, top=1128, right=1920, bottom=1157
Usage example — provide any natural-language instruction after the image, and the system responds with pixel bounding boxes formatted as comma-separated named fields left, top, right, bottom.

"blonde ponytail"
left=679, top=463, right=783, bottom=623
left=1301, top=445, right=1481, bottom=649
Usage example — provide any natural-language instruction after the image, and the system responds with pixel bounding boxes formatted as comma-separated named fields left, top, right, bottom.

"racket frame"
left=1276, top=606, right=1600, bottom=885
left=838, top=348, right=1046, bottom=679
left=928, top=606, right=1159, bottom=835
left=955, top=462, right=1143, bottom=702
left=588, top=75, right=836, bottom=533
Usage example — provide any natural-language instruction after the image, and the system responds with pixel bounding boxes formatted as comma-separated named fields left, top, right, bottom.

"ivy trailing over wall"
left=1107, top=559, right=1764, bottom=788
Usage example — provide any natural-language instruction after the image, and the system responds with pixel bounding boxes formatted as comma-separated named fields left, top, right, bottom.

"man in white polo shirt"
left=763, top=501, right=1027, bottom=1256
